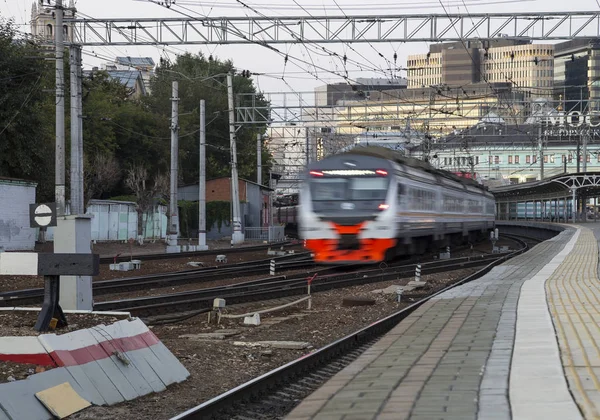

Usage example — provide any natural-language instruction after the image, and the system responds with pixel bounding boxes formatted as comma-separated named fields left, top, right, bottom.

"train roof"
left=338, top=146, right=487, bottom=191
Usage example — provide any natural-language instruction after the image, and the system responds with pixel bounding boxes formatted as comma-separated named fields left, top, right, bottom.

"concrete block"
left=244, top=313, right=261, bottom=326
left=118, top=262, right=133, bottom=271
left=186, top=261, right=205, bottom=267
left=130, top=260, right=142, bottom=270
left=372, top=285, right=404, bottom=295
left=166, top=245, right=181, bottom=254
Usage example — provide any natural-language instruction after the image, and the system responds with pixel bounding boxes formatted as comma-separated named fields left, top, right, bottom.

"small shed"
left=178, top=177, right=272, bottom=238
left=0, top=177, right=37, bottom=251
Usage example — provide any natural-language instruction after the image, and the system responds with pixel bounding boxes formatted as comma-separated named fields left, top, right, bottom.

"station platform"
left=287, top=224, right=600, bottom=420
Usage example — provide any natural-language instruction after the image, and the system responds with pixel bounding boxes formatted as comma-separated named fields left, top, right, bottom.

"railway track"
left=170, top=236, right=530, bottom=420
left=0, top=252, right=314, bottom=307
left=99, top=241, right=298, bottom=264
left=95, top=251, right=512, bottom=317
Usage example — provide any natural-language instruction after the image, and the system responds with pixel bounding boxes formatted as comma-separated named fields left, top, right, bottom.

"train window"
left=311, top=178, right=346, bottom=200
left=349, top=178, right=388, bottom=200
left=443, top=194, right=463, bottom=212
left=409, top=189, right=436, bottom=211
left=397, top=183, right=405, bottom=197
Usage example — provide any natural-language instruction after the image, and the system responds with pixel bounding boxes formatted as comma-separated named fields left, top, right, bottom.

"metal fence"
left=244, top=226, right=286, bottom=242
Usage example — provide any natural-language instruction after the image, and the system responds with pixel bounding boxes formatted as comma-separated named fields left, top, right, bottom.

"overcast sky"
left=1, top=0, right=599, bottom=98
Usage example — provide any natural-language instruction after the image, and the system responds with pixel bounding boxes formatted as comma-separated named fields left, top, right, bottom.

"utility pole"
left=77, top=47, right=84, bottom=212
left=198, top=99, right=208, bottom=250
left=538, top=123, right=544, bottom=180
left=69, top=45, right=82, bottom=214
left=582, top=129, right=588, bottom=172
left=257, top=133, right=262, bottom=186
left=55, top=0, right=65, bottom=215
left=577, top=138, right=581, bottom=172
left=227, top=72, right=244, bottom=245
left=305, top=128, right=310, bottom=166
left=168, top=81, right=180, bottom=251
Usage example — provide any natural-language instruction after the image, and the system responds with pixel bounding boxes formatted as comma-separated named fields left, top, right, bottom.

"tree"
left=125, top=165, right=168, bottom=241
left=145, top=53, right=273, bottom=187
left=84, top=154, right=121, bottom=207
left=80, top=70, right=170, bottom=199
left=0, top=18, right=55, bottom=200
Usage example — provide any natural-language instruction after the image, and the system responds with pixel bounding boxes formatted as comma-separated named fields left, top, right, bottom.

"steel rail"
left=95, top=253, right=511, bottom=316
left=98, top=241, right=296, bottom=264
left=0, top=252, right=313, bottom=306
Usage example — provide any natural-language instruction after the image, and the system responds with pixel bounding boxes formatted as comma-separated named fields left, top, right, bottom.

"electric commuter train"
left=298, top=146, right=496, bottom=263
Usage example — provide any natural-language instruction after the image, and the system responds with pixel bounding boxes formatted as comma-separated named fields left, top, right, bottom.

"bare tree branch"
left=84, top=154, right=121, bottom=208
left=126, top=164, right=168, bottom=242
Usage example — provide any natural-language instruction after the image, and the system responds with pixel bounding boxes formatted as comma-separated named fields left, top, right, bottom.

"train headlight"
left=378, top=204, right=390, bottom=210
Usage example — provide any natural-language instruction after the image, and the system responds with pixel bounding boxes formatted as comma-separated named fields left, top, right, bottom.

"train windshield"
left=311, top=177, right=389, bottom=201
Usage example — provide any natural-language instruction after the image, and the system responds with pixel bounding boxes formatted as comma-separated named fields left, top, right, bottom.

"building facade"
left=315, top=78, right=407, bottom=106
left=407, top=40, right=554, bottom=98
left=420, top=106, right=600, bottom=185
left=554, top=38, right=600, bottom=108
left=30, top=0, right=76, bottom=43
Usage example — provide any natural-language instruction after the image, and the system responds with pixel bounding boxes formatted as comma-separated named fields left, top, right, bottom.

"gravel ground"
left=67, top=266, right=478, bottom=420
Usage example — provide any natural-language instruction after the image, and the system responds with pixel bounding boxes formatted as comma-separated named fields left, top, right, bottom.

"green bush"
left=178, top=200, right=231, bottom=236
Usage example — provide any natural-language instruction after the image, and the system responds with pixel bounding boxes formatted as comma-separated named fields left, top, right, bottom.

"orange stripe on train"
left=304, top=238, right=396, bottom=263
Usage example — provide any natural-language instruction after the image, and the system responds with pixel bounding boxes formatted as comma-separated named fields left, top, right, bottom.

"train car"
left=298, top=146, right=495, bottom=264
left=273, top=193, right=299, bottom=236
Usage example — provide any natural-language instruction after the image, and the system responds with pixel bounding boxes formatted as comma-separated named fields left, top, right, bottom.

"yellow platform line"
left=547, top=227, right=600, bottom=419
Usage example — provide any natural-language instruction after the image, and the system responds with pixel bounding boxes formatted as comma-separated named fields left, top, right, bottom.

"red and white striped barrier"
left=0, top=336, right=54, bottom=366
left=0, top=317, right=189, bottom=417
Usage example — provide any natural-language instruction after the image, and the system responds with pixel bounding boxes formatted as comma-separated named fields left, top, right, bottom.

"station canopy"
left=491, top=172, right=600, bottom=202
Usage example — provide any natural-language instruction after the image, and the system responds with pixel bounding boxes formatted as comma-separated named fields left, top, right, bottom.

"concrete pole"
left=573, top=189, right=577, bottom=223
left=538, top=124, right=544, bottom=180
left=577, top=138, right=581, bottom=172
left=257, top=133, right=262, bottom=186
left=55, top=0, right=66, bottom=216
left=77, top=46, right=84, bottom=213
left=69, top=45, right=79, bottom=215
left=583, top=130, right=588, bottom=172
left=227, top=72, right=244, bottom=244
left=168, top=81, right=180, bottom=247
left=305, top=128, right=310, bottom=166
left=198, top=100, right=208, bottom=251
left=269, top=170, right=274, bottom=241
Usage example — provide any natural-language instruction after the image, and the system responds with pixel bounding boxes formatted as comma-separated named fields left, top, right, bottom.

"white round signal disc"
left=34, top=204, right=53, bottom=227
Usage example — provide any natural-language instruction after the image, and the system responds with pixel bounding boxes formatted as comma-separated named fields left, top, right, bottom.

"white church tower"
left=30, top=0, right=76, bottom=43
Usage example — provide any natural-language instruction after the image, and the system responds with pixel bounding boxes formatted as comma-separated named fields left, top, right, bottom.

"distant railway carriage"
left=298, top=146, right=496, bottom=264
left=273, top=193, right=299, bottom=234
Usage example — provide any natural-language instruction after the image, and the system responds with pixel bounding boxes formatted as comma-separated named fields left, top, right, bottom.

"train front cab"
left=300, top=156, right=397, bottom=264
